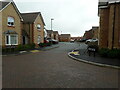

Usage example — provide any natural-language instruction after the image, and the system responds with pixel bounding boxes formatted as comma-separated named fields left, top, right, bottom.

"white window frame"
left=7, top=16, right=15, bottom=26
left=37, top=24, right=41, bottom=30
left=5, top=34, right=18, bottom=45
left=37, top=35, right=41, bottom=44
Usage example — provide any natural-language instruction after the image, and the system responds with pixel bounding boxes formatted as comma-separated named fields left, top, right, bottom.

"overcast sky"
left=14, top=0, right=99, bottom=37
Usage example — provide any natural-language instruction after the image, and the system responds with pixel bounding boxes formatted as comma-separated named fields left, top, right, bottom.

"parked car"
left=44, top=39, right=49, bottom=43
left=79, top=39, right=87, bottom=42
left=51, top=39, right=59, bottom=44
left=70, top=39, right=75, bottom=43
left=47, top=38, right=58, bottom=44
left=85, top=39, right=98, bottom=44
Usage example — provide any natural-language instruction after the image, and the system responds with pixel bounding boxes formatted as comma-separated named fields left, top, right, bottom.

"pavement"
left=68, top=43, right=120, bottom=69
left=2, top=44, right=59, bottom=56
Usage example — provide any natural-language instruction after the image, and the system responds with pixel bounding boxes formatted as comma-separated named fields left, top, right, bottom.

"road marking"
left=68, top=52, right=120, bottom=69
left=69, top=51, right=80, bottom=55
left=30, top=50, right=40, bottom=53
left=19, top=51, right=27, bottom=53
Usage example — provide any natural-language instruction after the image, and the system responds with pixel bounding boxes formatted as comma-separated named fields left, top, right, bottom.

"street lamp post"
left=51, top=18, right=54, bottom=30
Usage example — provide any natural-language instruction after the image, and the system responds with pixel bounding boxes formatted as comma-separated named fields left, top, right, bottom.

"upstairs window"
left=7, top=17, right=15, bottom=26
left=37, top=24, right=41, bottom=30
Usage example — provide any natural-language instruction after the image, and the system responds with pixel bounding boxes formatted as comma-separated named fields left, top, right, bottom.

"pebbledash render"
left=98, top=0, right=120, bottom=49
left=0, top=1, right=23, bottom=47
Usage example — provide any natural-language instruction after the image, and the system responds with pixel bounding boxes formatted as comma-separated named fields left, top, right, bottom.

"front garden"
left=86, top=42, right=120, bottom=59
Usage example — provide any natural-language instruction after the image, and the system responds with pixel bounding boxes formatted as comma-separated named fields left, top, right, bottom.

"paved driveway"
left=2, top=42, right=119, bottom=88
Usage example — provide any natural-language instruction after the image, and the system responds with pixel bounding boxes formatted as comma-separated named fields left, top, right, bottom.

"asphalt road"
left=2, top=42, right=119, bottom=88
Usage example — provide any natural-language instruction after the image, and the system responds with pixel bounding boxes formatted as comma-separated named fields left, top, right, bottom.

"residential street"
left=2, top=42, right=119, bottom=88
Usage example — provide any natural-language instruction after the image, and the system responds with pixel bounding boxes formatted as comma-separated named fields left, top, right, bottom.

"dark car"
left=79, top=39, right=87, bottom=42
left=47, top=38, right=58, bottom=44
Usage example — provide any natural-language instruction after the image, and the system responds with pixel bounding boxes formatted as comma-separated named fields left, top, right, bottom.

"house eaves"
left=0, top=1, right=23, bottom=21
left=98, top=6, right=108, bottom=9
left=109, top=0, right=120, bottom=4
left=21, top=12, right=41, bottom=24
left=0, top=1, right=11, bottom=12
left=34, top=12, right=46, bottom=26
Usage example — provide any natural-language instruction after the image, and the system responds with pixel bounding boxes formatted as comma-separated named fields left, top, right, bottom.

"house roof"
left=59, top=34, right=71, bottom=37
left=53, top=31, right=58, bottom=34
left=46, top=30, right=53, bottom=34
left=98, top=2, right=108, bottom=7
left=92, top=26, right=99, bottom=30
left=98, top=0, right=120, bottom=8
left=0, top=2, right=9, bottom=10
left=0, top=1, right=23, bottom=20
left=21, top=12, right=45, bottom=25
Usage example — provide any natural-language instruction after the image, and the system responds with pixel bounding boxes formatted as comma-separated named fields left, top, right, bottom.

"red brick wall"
left=99, top=8, right=109, bottom=48
left=99, top=3, right=120, bottom=49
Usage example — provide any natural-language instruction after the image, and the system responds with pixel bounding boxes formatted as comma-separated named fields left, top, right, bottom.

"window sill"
left=7, top=25, right=15, bottom=28
left=37, top=30, right=41, bottom=31
left=5, top=44, right=18, bottom=46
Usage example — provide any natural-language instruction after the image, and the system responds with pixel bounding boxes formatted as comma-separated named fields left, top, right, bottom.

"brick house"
left=71, top=37, right=83, bottom=41
left=53, top=31, right=59, bottom=41
left=83, top=26, right=99, bottom=40
left=59, top=34, right=71, bottom=42
left=0, top=1, right=23, bottom=47
left=46, top=30, right=54, bottom=39
left=92, top=26, right=99, bottom=39
left=83, top=30, right=93, bottom=40
left=98, top=0, right=120, bottom=49
left=21, top=12, right=45, bottom=45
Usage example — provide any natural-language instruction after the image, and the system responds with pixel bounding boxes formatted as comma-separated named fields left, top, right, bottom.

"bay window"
left=5, top=34, right=18, bottom=45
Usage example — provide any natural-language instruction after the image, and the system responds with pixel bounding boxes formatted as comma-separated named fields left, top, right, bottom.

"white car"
left=86, top=39, right=98, bottom=44
left=70, top=39, right=75, bottom=43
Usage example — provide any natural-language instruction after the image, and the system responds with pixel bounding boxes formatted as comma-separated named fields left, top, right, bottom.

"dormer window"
left=37, top=24, right=41, bottom=30
left=7, top=17, right=15, bottom=26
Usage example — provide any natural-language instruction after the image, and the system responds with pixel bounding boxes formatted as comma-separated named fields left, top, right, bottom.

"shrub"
left=39, top=43, right=52, bottom=47
left=99, top=48, right=120, bottom=59
left=46, top=42, right=52, bottom=46
left=29, top=43, right=35, bottom=49
left=2, top=43, right=36, bottom=53
left=99, top=48, right=110, bottom=57
left=117, top=49, right=120, bottom=59
left=15, top=43, right=35, bottom=51
left=107, top=49, right=118, bottom=58
left=23, top=43, right=35, bottom=50
left=39, top=43, right=45, bottom=47
left=15, top=44, right=25, bottom=51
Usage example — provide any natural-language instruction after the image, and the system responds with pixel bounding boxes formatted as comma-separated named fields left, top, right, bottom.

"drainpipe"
left=112, top=3, right=116, bottom=49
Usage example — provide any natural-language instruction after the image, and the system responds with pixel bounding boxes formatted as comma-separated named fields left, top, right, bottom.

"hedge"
left=99, top=48, right=120, bottom=59
left=2, top=43, right=35, bottom=52
left=38, top=42, right=52, bottom=47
